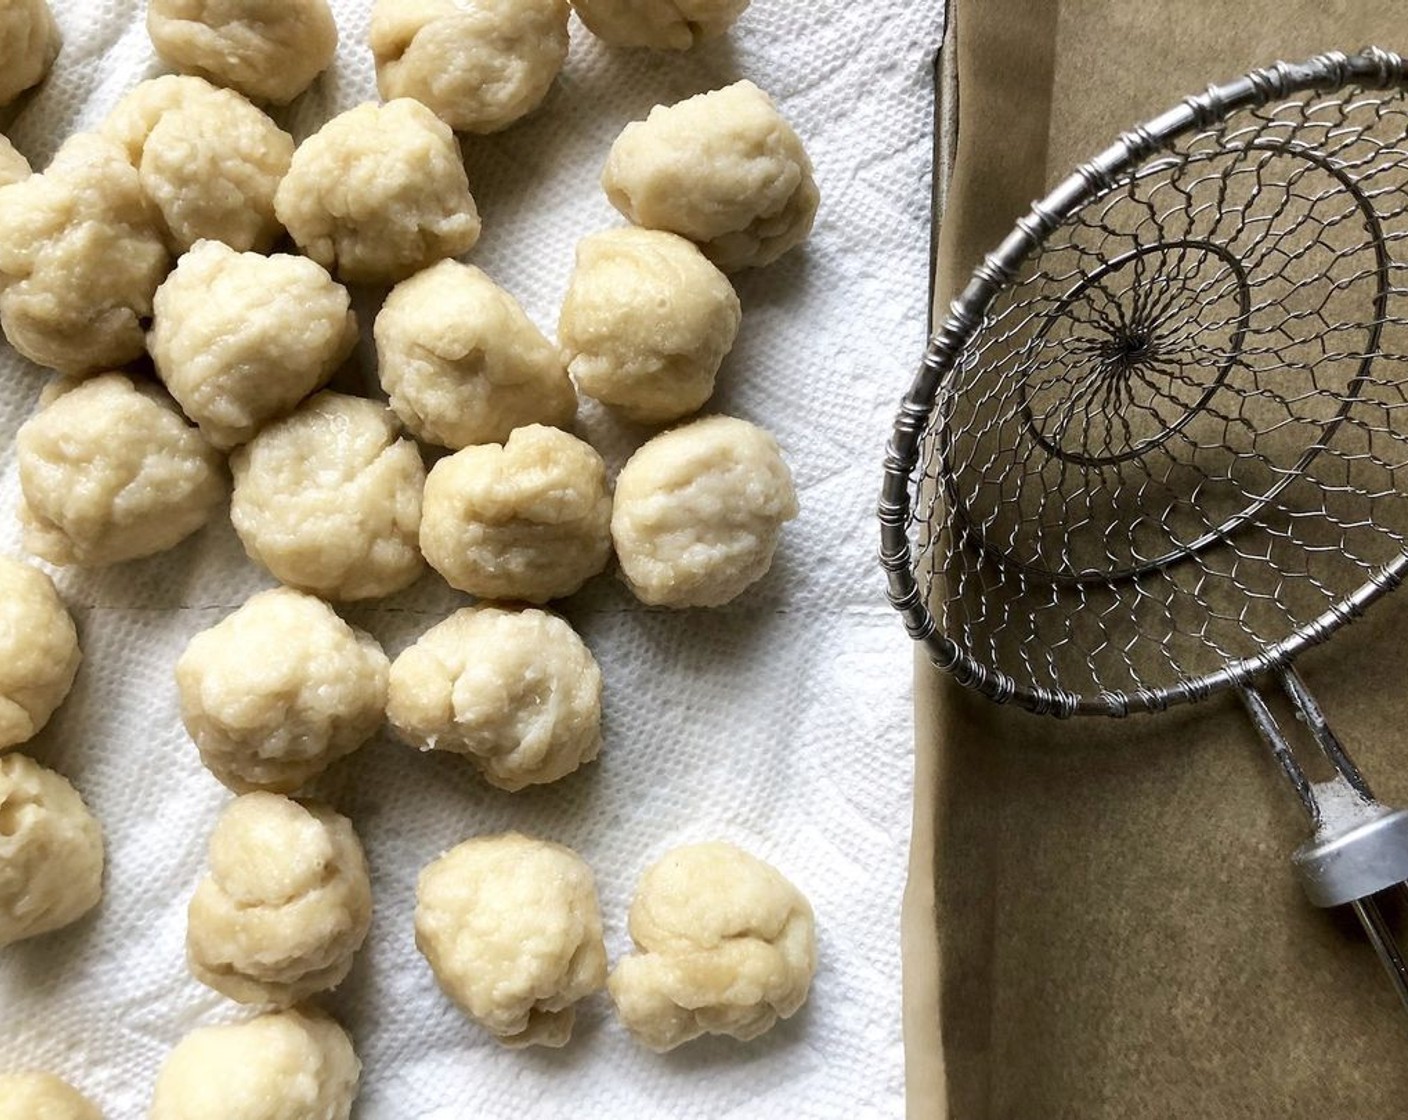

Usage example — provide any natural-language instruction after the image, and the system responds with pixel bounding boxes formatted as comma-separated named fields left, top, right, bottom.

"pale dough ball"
left=558, top=227, right=740, bottom=423
left=612, top=415, right=797, bottom=606
left=0, top=133, right=169, bottom=375
left=230, top=393, right=425, bottom=601
left=370, top=0, right=568, bottom=134
left=102, top=75, right=294, bottom=253
left=17, top=373, right=226, bottom=568
left=187, top=792, right=372, bottom=1006
left=146, top=0, right=338, bottom=106
left=149, top=239, right=357, bottom=450
left=150, top=1009, right=359, bottom=1120
left=375, top=260, right=576, bottom=449
left=0, top=135, right=31, bottom=186
left=0, top=1072, right=99, bottom=1120
left=274, top=100, right=481, bottom=284
left=176, top=588, right=389, bottom=794
left=0, top=558, right=79, bottom=750
left=608, top=841, right=816, bottom=1051
left=0, top=754, right=103, bottom=948
left=0, top=0, right=59, bottom=107
left=602, top=80, right=819, bottom=271
left=420, top=424, right=612, bottom=602
left=570, top=0, right=747, bottom=49
left=388, top=605, right=602, bottom=791
left=415, top=832, right=606, bottom=1047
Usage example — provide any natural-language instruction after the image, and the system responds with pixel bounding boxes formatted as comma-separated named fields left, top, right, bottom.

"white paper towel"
left=0, top=2, right=943, bottom=1116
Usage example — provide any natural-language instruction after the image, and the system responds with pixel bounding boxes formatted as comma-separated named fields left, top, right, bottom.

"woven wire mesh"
left=910, top=82, right=1408, bottom=714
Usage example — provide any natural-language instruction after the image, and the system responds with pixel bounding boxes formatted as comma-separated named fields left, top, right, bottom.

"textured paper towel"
left=0, top=2, right=942, bottom=1116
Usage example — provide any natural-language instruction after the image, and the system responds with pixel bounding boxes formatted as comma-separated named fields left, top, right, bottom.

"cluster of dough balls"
left=415, top=833, right=607, bottom=1047
left=149, top=239, right=357, bottom=450
left=0, top=0, right=59, bottom=107
left=388, top=606, right=602, bottom=791
left=0, top=136, right=30, bottom=186
left=150, top=1008, right=359, bottom=1120
left=186, top=792, right=372, bottom=1006
left=146, top=0, right=339, bottom=105
left=176, top=588, right=390, bottom=794
left=102, top=75, right=294, bottom=253
left=609, top=841, right=816, bottom=1050
left=570, top=0, right=749, bottom=49
left=17, top=373, right=226, bottom=567
left=231, top=393, right=426, bottom=601
left=0, top=1071, right=99, bottom=1120
left=0, top=557, right=79, bottom=749
left=370, top=0, right=570, bottom=133
left=0, top=753, right=103, bottom=948
left=603, top=80, right=819, bottom=271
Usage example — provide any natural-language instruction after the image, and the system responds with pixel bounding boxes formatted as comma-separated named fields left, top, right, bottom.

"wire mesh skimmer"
left=881, top=46, right=1408, bottom=1012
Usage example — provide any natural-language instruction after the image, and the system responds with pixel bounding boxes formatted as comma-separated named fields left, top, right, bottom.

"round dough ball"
left=415, top=832, right=606, bottom=1047
left=0, top=135, right=31, bottom=186
left=608, top=841, right=816, bottom=1051
left=149, top=239, right=357, bottom=450
left=0, top=0, right=59, bottom=107
left=0, top=558, right=79, bottom=750
left=187, top=792, right=372, bottom=1006
left=274, top=100, right=481, bottom=284
left=612, top=415, right=797, bottom=606
left=558, top=227, right=740, bottom=423
left=388, top=605, right=601, bottom=791
left=150, top=1009, right=359, bottom=1120
left=570, top=0, right=747, bottom=49
left=370, top=0, right=569, bottom=134
left=230, top=392, right=425, bottom=601
left=17, top=373, right=227, bottom=567
left=146, top=0, right=338, bottom=105
left=375, top=260, right=576, bottom=450
left=0, top=133, right=169, bottom=375
left=0, top=1072, right=99, bottom=1120
left=420, top=424, right=612, bottom=602
left=176, top=588, right=389, bottom=794
left=0, top=754, right=103, bottom=948
left=102, top=75, right=294, bottom=253
left=601, top=80, right=819, bottom=272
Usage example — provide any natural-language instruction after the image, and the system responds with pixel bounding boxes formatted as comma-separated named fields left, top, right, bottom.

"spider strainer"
left=881, top=46, right=1408, bottom=1011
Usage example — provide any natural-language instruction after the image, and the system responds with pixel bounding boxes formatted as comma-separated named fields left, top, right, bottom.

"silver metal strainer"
left=881, top=46, right=1408, bottom=1011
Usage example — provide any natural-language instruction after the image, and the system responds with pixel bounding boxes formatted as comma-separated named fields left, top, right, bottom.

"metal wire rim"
left=879, top=46, right=1408, bottom=719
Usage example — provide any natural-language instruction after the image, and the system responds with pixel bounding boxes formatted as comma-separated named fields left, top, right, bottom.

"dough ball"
left=570, top=0, right=747, bottom=49
left=17, top=373, right=227, bottom=567
left=0, top=0, right=59, bottom=107
left=230, top=392, right=425, bottom=601
left=0, top=135, right=31, bottom=186
left=0, top=133, right=169, bottom=375
left=0, top=1072, right=99, bottom=1120
left=608, top=841, right=816, bottom=1051
left=612, top=415, right=796, bottom=606
left=601, top=80, right=819, bottom=271
left=415, top=832, right=606, bottom=1047
left=388, top=605, right=601, bottom=791
left=369, top=0, right=568, bottom=134
left=150, top=1008, right=359, bottom=1120
left=146, top=0, right=338, bottom=106
left=274, top=100, right=481, bottom=284
left=0, top=754, right=103, bottom=948
left=187, top=792, right=372, bottom=1006
left=558, top=227, right=740, bottom=423
left=420, top=424, right=612, bottom=602
left=149, top=239, right=357, bottom=450
left=0, top=558, right=79, bottom=750
left=375, top=260, right=576, bottom=449
left=176, top=588, right=389, bottom=794
left=102, top=75, right=294, bottom=253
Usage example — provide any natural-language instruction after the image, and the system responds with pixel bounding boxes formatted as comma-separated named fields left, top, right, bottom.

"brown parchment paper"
left=907, top=3, right=1408, bottom=1117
